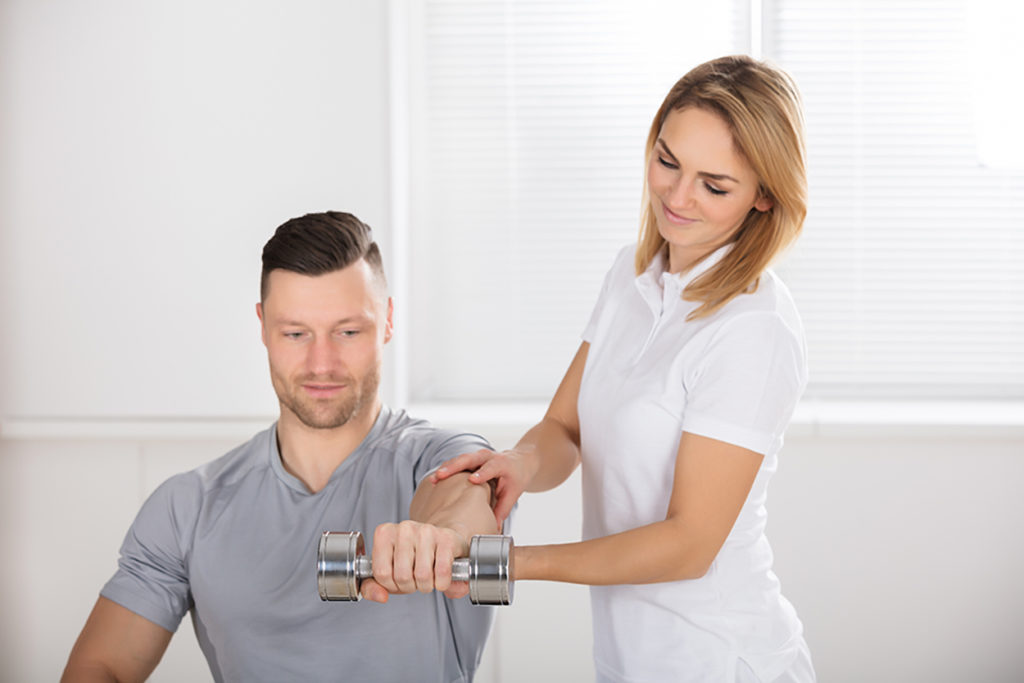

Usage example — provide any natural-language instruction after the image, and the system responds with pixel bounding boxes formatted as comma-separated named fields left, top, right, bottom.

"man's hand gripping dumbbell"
left=318, top=529, right=515, bottom=605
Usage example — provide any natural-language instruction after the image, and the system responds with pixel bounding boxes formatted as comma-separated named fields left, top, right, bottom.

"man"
left=61, top=212, right=499, bottom=682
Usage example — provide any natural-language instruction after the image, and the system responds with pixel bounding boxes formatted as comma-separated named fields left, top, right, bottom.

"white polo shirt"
left=578, top=244, right=810, bottom=683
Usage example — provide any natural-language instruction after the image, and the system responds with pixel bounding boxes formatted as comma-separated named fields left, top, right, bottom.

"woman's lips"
left=662, top=204, right=696, bottom=225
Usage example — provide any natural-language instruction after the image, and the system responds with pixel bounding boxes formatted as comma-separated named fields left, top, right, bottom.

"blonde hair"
left=636, top=55, right=807, bottom=320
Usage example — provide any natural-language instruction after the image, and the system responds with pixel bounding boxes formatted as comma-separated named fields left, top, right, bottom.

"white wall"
left=2, top=428, right=1023, bottom=682
left=2, top=2, right=1023, bottom=683
left=0, top=0, right=391, bottom=420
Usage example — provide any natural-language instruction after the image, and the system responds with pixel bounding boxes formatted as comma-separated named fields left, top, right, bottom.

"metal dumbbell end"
left=317, top=531, right=515, bottom=605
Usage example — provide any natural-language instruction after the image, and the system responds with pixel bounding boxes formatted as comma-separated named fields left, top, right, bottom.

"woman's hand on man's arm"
left=430, top=342, right=590, bottom=525
left=430, top=446, right=539, bottom=525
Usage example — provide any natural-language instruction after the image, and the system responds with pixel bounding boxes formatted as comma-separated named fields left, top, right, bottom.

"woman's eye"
left=704, top=183, right=728, bottom=196
left=658, top=156, right=678, bottom=170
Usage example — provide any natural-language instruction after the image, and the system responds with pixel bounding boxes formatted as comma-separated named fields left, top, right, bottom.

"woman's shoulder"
left=702, top=269, right=803, bottom=346
left=608, top=242, right=638, bottom=272
left=727, top=269, right=799, bottom=315
left=590, top=243, right=641, bottom=295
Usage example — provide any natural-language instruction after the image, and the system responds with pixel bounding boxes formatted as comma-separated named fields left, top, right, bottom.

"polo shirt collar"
left=634, top=243, right=733, bottom=317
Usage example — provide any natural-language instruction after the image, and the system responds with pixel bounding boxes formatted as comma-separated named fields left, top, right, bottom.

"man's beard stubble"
left=274, top=368, right=381, bottom=430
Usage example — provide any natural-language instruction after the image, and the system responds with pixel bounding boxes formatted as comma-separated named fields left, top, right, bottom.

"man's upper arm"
left=100, top=474, right=197, bottom=634
left=61, top=597, right=172, bottom=683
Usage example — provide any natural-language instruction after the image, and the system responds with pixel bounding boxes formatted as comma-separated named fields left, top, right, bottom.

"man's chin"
left=282, top=398, right=357, bottom=431
left=295, top=410, right=355, bottom=431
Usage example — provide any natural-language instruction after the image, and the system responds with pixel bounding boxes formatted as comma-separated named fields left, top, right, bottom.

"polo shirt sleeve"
left=682, top=311, right=807, bottom=455
left=99, top=473, right=200, bottom=633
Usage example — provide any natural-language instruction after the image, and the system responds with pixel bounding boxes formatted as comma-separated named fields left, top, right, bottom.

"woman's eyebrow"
left=655, top=138, right=679, bottom=163
left=699, top=170, right=739, bottom=183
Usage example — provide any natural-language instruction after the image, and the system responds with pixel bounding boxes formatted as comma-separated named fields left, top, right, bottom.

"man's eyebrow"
left=655, top=137, right=740, bottom=183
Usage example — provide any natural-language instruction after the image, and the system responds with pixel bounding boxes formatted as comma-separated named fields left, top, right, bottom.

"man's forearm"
left=409, top=471, right=499, bottom=541
left=361, top=472, right=499, bottom=601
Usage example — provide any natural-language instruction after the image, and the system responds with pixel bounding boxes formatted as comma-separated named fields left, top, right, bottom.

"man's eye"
left=339, top=330, right=360, bottom=338
left=284, top=332, right=305, bottom=340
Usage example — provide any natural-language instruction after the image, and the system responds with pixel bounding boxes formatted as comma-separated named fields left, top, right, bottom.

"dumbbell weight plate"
left=468, top=535, right=515, bottom=605
left=318, top=531, right=363, bottom=601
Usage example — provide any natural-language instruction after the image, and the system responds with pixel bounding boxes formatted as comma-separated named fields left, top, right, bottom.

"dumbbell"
left=317, top=531, right=515, bottom=605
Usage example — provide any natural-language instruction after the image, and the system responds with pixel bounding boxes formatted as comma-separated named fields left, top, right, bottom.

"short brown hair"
left=260, top=211, right=387, bottom=301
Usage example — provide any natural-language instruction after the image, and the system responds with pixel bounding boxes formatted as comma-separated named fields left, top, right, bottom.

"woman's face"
left=647, top=106, right=772, bottom=273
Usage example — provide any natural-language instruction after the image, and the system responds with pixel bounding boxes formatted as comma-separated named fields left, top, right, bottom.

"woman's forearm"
left=515, top=433, right=765, bottom=588
left=513, top=518, right=718, bottom=585
left=514, top=341, right=589, bottom=492
left=514, top=416, right=582, bottom=493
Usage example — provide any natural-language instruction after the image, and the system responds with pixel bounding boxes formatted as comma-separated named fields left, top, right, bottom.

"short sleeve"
left=412, top=430, right=493, bottom=486
left=682, top=312, right=808, bottom=455
left=99, top=474, right=200, bottom=633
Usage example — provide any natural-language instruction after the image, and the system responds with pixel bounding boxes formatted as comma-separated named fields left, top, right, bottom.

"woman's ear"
left=754, top=194, right=774, bottom=212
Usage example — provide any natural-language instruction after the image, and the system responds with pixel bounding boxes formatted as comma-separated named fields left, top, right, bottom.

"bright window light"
left=968, top=1, right=1024, bottom=169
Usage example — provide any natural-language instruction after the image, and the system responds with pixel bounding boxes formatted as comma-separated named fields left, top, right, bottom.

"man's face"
left=257, top=260, right=392, bottom=431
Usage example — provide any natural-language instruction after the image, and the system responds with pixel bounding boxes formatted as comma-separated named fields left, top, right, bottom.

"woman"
left=434, top=55, right=814, bottom=682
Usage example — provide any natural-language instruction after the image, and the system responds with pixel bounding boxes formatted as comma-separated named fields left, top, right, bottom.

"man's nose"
left=307, top=337, right=340, bottom=375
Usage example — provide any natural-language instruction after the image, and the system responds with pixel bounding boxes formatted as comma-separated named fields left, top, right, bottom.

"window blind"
left=405, top=0, right=744, bottom=400
left=403, top=0, right=1023, bottom=402
left=769, top=0, right=1024, bottom=399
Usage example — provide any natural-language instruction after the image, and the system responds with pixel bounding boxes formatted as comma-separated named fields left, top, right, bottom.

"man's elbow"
left=61, top=660, right=121, bottom=683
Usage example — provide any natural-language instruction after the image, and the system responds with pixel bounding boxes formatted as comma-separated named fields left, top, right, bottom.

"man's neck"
left=275, top=399, right=383, bottom=493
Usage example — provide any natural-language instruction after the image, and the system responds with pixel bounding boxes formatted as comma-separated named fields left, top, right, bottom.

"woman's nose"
left=667, top=177, right=696, bottom=209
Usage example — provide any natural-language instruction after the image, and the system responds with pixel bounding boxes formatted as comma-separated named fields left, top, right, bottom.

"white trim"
left=790, top=400, right=1024, bottom=439
left=0, top=416, right=276, bottom=441
left=4, top=401, right=1021, bottom=441
left=386, top=0, right=412, bottom=408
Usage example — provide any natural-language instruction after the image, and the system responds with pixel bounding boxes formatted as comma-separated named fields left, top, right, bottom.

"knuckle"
left=393, top=565, right=412, bottom=586
left=396, top=521, right=419, bottom=542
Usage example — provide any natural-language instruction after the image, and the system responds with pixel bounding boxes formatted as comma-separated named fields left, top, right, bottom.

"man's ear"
left=384, top=297, right=394, bottom=344
left=256, top=302, right=268, bottom=346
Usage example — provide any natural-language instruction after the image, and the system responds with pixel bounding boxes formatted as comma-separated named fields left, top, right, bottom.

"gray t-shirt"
left=101, top=406, right=494, bottom=683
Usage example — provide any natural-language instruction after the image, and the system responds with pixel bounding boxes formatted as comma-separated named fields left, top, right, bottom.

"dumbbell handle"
left=350, top=554, right=472, bottom=583
left=318, top=531, right=514, bottom=605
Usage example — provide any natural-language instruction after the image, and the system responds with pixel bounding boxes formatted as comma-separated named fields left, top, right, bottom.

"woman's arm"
left=432, top=342, right=590, bottom=523
left=514, top=432, right=763, bottom=584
